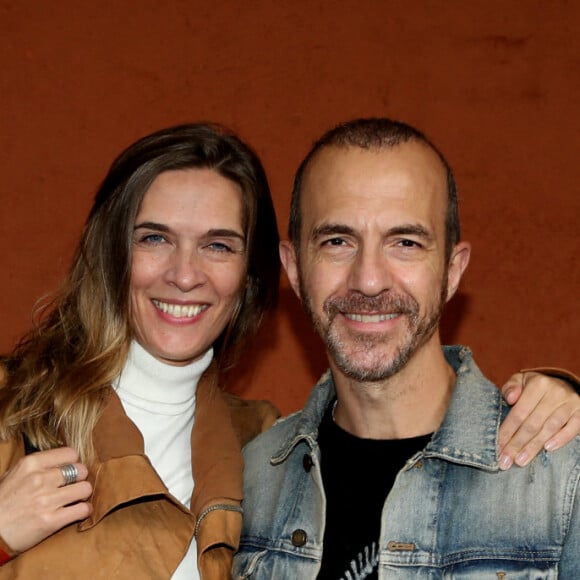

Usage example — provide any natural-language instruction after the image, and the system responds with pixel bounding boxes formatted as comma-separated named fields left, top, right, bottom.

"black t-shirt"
left=316, top=400, right=431, bottom=580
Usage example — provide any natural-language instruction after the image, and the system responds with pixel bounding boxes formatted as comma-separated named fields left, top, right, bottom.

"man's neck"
left=330, top=341, right=455, bottom=440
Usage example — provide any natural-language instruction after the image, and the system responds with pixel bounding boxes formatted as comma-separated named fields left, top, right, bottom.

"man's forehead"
left=296, top=141, right=449, bottom=244
left=307, top=139, right=443, bottom=170
left=301, top=141, right=448, bottom=202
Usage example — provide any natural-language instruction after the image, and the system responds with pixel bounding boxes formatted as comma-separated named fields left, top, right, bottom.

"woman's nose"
left=165, top=247, right=207, bottom=291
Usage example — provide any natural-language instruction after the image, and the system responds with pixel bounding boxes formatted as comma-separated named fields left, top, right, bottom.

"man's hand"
left=498, top=372, right=580, bottom=470
left=0, top=447, right=92, bottom=553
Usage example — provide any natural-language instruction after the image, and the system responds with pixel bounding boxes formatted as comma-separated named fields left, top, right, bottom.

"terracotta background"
left=0, top=1, right=578, bottom=415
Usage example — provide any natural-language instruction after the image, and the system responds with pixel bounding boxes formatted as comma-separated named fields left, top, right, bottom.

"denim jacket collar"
left=424, top=346, right=505, bottom=470
left=271, top=345, right=506, bottom=471
left=271, top=369, right=336, bottom=464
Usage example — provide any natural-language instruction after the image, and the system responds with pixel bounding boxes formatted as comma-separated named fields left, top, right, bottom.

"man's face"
left=281, top=141, right=469, bottom=383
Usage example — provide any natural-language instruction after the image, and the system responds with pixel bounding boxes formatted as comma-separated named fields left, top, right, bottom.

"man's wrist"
left=521, top=367, right=580, bottom=393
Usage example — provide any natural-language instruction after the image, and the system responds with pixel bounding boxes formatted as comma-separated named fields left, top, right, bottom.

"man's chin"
left=330, top=345, right=409, bottom=383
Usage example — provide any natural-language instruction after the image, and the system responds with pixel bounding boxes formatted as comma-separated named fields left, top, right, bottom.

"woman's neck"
left=114, top=341, right=213, bottom=412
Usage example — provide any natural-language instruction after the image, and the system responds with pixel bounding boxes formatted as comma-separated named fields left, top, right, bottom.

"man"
left=233, top=118, right=579, bottom=578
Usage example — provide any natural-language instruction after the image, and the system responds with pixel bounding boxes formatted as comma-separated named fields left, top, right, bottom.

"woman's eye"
left=207, top=242, right=234, bottom=253
left=140, top=233, right=166, bottom=244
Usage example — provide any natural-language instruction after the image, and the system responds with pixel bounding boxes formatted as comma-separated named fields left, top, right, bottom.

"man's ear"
left=445, top=241, right=471, bottom=302
left=279, top=240, right=301, bottom=300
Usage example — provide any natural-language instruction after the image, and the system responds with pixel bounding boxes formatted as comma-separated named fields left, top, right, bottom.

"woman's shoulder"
left=222, top=393, right=281, bottom=447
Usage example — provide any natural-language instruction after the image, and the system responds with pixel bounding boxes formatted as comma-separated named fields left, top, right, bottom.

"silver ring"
left=59, top=463, right=78, bottom=486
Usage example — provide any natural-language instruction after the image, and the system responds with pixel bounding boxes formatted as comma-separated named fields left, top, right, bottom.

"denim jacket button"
left=302, top=454, right=313, bottom=472
left=291, top=529, right=308, bottom=547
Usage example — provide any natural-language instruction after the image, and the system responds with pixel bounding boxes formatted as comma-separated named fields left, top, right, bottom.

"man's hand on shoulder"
left=498, top=370, right=580, bottom=470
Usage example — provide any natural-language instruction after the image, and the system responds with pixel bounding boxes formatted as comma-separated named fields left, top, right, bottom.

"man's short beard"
left=300, top=274, right=448, bottom=383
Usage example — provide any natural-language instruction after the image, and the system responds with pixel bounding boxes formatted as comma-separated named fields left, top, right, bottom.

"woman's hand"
left=498, top=372, right=580, bottom=470
left=0, top=446, right=92, bottom=553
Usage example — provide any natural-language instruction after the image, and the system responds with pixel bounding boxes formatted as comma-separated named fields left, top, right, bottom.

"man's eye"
left=323, top=238, right=346, bottom=247
left=398, top=239, right=421, bottom=248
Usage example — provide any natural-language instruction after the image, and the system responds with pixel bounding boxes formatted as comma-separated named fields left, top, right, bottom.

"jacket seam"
left=195, top=503, right=243, bottom=538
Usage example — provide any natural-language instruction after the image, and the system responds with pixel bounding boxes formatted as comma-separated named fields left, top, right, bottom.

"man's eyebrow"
left=387, top=224, right=433, bottom=240
left=311, top=223, right=356, bottom=239
left=311, top=222, right=433, bottom=241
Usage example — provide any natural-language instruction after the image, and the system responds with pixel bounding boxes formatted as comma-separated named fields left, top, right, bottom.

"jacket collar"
left=80, top=388, right=186, bottom=530
left=271, top=369, right=336, bottom=464
left=272, top=345, right=505, bottom=471
left=424, top=346, right=504, bottom=470
left=81, top=360, right=243, bottom=529
left=189, top=362, right=243, bottom=516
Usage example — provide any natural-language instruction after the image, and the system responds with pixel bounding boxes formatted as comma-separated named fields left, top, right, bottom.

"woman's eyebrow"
left=133, top=221, right=171, bottom=232
left=134, top=223, right=245, bottom=242
left=205, top=228, right=245, bottom=240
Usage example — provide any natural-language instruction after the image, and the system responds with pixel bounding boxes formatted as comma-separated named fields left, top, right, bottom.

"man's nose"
left=347, top=245, right=393, bottom=297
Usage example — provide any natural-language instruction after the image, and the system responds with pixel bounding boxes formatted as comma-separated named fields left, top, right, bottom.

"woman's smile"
left=130, top=168, right=247, bottom=366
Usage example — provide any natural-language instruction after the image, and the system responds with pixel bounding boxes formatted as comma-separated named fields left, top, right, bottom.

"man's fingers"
left=498, top=398, right=539, bottom=451
left=544, top=407, right=580, bottom=451
left=500, top=372, right=525, bottom=406
left=499, top=399, right=580, bottom=469
left=510, top=407, right=567, bottom=466
left=498, top=372, right=577, bottom=452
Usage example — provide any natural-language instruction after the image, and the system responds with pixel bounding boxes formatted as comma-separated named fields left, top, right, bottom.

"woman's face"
left=130, top=168, right=247, bottom=365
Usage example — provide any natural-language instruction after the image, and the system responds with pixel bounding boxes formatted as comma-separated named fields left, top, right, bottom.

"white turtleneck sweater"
left=114, top=341, right=212, bottom=580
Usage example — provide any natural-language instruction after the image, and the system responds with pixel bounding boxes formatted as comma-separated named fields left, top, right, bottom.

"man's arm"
left=498, top=369, right=580, bottom=470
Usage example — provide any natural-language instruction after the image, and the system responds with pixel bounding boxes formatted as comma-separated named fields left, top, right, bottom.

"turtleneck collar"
left=114, top=340, right=213, bottom=415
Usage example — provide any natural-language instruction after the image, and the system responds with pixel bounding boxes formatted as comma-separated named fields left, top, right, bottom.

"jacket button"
left=303, top=454, right=313, bottom=472
left=291, top=529, right=308, bottom=547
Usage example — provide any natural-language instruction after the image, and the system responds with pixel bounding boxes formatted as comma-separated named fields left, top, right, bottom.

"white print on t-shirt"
left=339, top=542, right=379, bottom=580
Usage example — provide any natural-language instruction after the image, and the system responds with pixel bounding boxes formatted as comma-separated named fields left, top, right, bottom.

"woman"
left=0, top=123, right=280, bottom=578
left=0, top=123, right=577, bottom=578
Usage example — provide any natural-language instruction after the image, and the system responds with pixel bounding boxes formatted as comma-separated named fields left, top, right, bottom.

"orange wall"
left=0, top=1, right=578, bottom=414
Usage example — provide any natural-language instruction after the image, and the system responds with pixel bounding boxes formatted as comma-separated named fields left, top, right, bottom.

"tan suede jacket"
left=0, top=365, right=279, bottom=579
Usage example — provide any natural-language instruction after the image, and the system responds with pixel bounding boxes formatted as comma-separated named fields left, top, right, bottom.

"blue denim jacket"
left=234, top=346, right=580, bottom=579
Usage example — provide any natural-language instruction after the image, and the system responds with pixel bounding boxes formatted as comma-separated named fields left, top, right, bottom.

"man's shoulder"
left=242, top=409, right=304, bottom=457
left=242, top=369, right=335, bottom=460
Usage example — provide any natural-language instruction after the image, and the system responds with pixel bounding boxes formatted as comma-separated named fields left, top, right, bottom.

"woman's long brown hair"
left=0, top=123, right=280, bottom=463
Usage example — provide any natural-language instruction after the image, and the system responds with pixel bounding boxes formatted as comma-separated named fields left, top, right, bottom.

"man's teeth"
left=345, top=313, right=398, bottom=323
left=153, top=300, right=207, bottom=318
